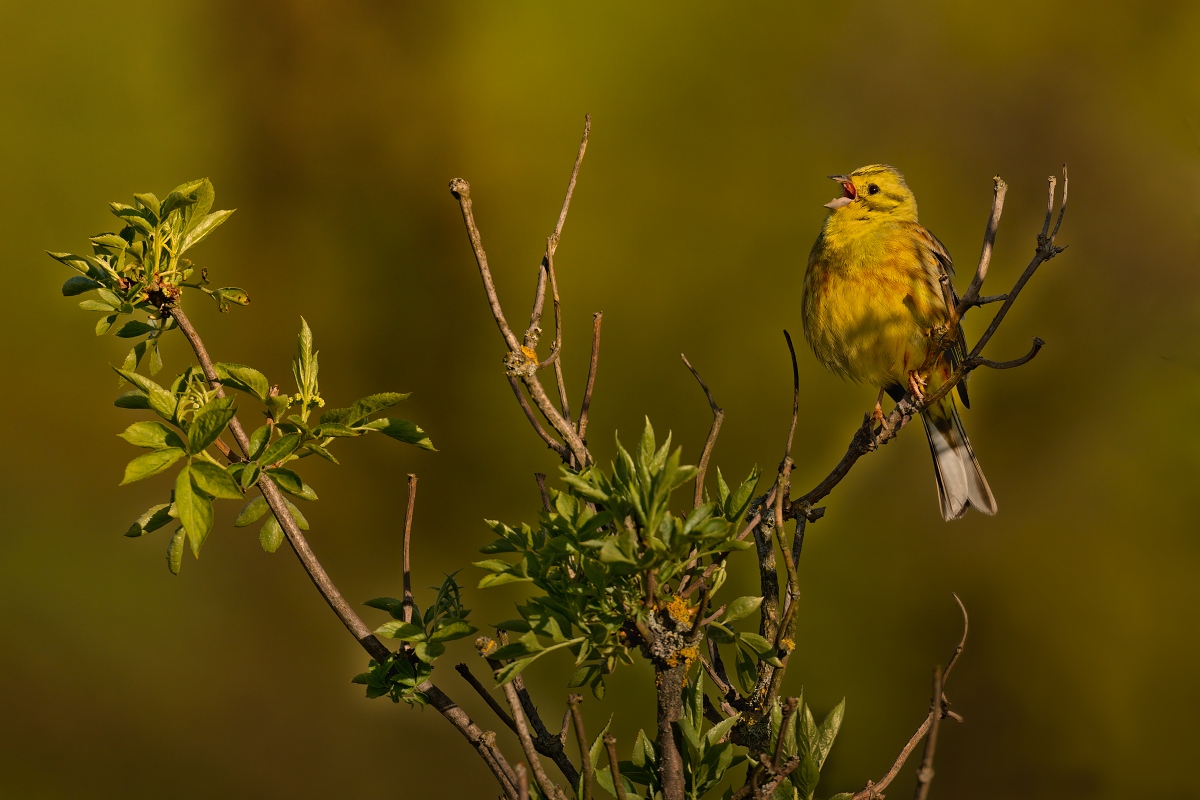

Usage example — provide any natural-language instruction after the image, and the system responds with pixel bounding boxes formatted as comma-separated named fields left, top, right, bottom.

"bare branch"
left=955, top=177, right=1008, bottom=315
left=516, top=764, right=530, bottom=800
left=577, top=311, right=603, bottom=441
left=504, top=682, right=568, bottom=800
left=967, top=337, right=1044, bottom=370
left=455, top=663, right=518, bottom=734
left=681, top=353, right=725, bottom=509
left=508, top=376, right=570, bottom=460
left=401, top=473, right=417, bottom=625
left=603, top=733, right=628, bottom=800
left=449, top=175, right=591, bottom=467
left=568, top=694, right=592, bottom=800
left=546, top=243, right=573, bottom=432
left=535, top=472, right=553, bottom=512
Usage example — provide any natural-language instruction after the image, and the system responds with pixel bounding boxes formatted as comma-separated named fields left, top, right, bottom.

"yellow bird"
left=802, top=165, right=997, bottom=520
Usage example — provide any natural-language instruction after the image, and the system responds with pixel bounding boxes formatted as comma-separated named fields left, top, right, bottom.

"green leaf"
left=260, top=432, right=302, bottom=465
left=428, top=619, right=477, bottom=643
left=346, top=392, right=410, bottom=426
left=181, top=208, right=234, bottom=252
left=166, top=527, right=185, bottom=575
left=190, top=461, right=244, bottom=500
left=375, top=620, right=425, bottom=641
left=215, top=363, right=269, bottom=401
left=118, top=421, right=184, bottom=450
left=704, top=713, right=741, bottom=747
left=734, top=644, right=757, bottom=694
left=359, top=418, right=435, bottom=450
left=116, top=320, right=154, bottom=339
left=62, top=276, right=102, bottom=296
left=259, top=516, right=284, bottom=553
left=180, top=179, right=215, bottom=234
left=125, top=503, right=173, bottom=538
left=175, top=466, right=214, bottom=557
left=248, top=425, right=270, bottom=460
left=283, top=498, right=310, bottom=530
left=706, top=621, right=736, bottom=645
left=96, top=313, right=118, bottom=336
left=112, top=367, right=176, bottom=420
left=815, top=699, right=845, bottom=769
left=364, top=597, right=406, bottom=620
left=187, top=397, right=236, bottom=454
left=234, top=496, right=269, bottom=527
left=121, top=448, right=185, bottom=484
left=114, top=390, right=152, bottom=410
left=313, top=423, right=358, bottom=438
left=305, top=443, right=339, bottom=464
left=213, top=287, right=250, bottom=308
left=133, top=192, right=161, bottom=219
left=267, top=468, right=317, bottom=500
left=721, top=596, right=764, bottom=625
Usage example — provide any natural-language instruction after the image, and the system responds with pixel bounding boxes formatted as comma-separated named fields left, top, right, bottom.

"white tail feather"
left=921, top=406, right=997, bottom=521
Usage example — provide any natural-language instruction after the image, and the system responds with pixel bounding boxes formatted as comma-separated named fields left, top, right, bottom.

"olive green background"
left=3, top=2, right=1198, bottom=798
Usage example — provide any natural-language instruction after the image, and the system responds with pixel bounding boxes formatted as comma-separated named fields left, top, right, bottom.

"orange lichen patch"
left=661, top=595, right=696, bottom=627
left=779, top=638, right=795, bottom=653
left=520, top=345, right=539, bottom=364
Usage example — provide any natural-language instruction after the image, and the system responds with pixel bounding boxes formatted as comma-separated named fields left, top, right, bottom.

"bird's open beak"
left=824, top=175, right=856, bottom=209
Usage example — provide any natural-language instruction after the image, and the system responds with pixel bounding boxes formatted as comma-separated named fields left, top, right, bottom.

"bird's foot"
left=908, top=370, right=927, bottom=401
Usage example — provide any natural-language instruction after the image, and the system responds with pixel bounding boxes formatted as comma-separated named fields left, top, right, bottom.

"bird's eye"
left=867, top=184, right=880, bottom=195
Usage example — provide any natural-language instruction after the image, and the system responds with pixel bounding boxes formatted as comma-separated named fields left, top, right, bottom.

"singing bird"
left=801, top=165, right=997, bottom=520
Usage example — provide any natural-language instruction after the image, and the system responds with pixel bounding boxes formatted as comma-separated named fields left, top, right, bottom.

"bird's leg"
left=908, top=370, right=927, bottom=401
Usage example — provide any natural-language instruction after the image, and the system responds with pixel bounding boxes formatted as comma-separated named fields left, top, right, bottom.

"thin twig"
left=450, top=180, right=591, bottom=467
left=913, top=666, right=944, bottom=800
left=504, top=682, right=568, bottom=800
left=508, top=376, right=570, bottom=460
left=603, top=733, right=628, bottom=800
left=577, top=311, right=603, bottom=440
left=547, top=243, right=573, bottom=432
left=681, top=353, right=725, bottom=509
left=851, top=596, right=969, bottom=800
left=516, top=764, right=530, bottom=800
left=955, top=177, right=1008, bottom=315
left=568, top=694, right=592, bottom=800
left=455, top=663, right=518, bottom=734
left=401, top=473, right=417, bottom=624
left=535, top=472, right=553, bottom=512
left=967, top=337, right=1044, bottom=370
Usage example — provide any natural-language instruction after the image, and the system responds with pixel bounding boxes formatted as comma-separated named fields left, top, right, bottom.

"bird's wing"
left=911, top=225, right=971, bottom=408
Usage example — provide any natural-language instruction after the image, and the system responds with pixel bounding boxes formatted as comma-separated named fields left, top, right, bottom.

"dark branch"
left=503, top=682, right=568, bottom=800
left=967, top=337, right=1044, bottom=370
left=455, top=663, right=518, bottom=734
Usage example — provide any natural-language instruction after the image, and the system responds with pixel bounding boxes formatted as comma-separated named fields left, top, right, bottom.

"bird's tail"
left=921, top=396, right=997, bottom=521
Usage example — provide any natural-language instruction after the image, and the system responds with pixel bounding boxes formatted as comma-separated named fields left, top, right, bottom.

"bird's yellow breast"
left=802, top=218, right=947, bottom=389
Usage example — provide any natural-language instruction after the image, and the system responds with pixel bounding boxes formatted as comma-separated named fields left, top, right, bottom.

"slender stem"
left=515, top=765, right=530, bottom=800
left=912, top=666, right=944, bottom=800
left=568, top=694, right=592, bottom=800
left=954, top=177, right=1008, bottom=316
left=534, top=472, right=552, bottom=512
left=401, top=473, right=417, bottom=624
left=455, top=663, right=518, bottom=734
left=681, top=352, right=724, bottom=509
left=603, top=733, right=628, bottom=800
left=508, top=376, right=569, bottom=460
left=577, top=311, right=603, bottom=440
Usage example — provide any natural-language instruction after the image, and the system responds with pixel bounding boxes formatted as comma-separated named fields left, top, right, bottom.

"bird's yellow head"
left=823, top=164, right=918, bottom=222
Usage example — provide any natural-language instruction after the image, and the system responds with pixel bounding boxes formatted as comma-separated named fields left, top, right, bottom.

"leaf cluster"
left=354, top=574, right=477, bottom=706
left=474, top=420, right=758, bottom=697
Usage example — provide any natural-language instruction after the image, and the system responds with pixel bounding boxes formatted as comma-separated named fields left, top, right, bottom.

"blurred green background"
left=3, top=2, right=1198, bottom=798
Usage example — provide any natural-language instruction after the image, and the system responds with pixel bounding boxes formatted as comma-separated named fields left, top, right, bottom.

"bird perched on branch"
left=801, top=165, right=997, bottom=520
